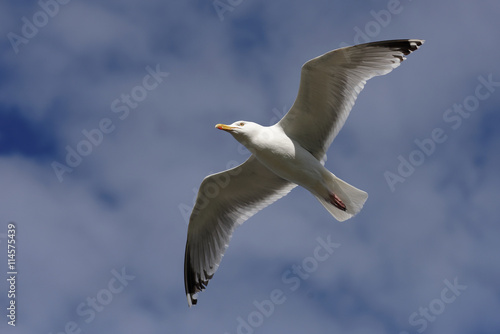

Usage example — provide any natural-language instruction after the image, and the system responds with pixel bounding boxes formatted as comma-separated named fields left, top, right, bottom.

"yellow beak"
left=215, top=124, right=236, bottom=132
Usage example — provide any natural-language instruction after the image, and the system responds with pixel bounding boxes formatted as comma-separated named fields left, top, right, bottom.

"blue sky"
left=1, top=1, right=499, bottom=333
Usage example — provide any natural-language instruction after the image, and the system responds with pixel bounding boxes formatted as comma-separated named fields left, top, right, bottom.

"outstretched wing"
left=184, top=156, right=296, bottom=306
left=278, top=39, right=424, bottom=159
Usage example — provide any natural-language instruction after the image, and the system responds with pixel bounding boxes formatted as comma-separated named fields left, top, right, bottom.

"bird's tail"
left=314, top=173, right=368, bottom=222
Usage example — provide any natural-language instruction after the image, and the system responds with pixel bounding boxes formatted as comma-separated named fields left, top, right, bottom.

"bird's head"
left=215, top=121, right=262, bottom=146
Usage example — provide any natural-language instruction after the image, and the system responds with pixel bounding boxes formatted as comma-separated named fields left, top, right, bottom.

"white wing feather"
left=184, top=156, right=296, bottom=306
left=278, top=39, right=424, bottom=159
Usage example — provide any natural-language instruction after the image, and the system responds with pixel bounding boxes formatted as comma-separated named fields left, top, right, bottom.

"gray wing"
left=278, top=39, right=424, bottom=160
left=184, top=155, right=296, bottom=306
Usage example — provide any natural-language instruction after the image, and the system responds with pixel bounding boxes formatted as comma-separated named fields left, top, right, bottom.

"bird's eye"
left=239, top=122, right=245, bottom=126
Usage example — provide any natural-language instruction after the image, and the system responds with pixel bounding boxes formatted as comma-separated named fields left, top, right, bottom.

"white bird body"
left=256, top=134, right=325, bottom=197
left=184, top=39, right=424, bottom=306
left=234, top=123, right=323, bottom=190
left=223, top=121, right=367, bottom=221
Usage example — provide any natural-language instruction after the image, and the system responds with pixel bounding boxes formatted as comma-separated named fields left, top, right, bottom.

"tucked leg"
left=329, top=192, right=347, bottom=211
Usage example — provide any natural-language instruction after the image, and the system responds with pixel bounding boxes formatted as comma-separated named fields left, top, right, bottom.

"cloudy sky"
left=1, top=1, right=499, bottom=333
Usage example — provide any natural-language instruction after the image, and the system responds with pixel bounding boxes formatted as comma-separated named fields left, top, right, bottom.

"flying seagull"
left=184, top=39, right=424, bottom=306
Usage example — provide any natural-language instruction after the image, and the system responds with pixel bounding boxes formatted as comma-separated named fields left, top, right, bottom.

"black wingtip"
left=187, top=293, right=197, bottom=307
left=379, top=39, right=424, bottom=55
left=364, top=39, right=424, bottom=64
left=184, top=241, right=199, bottom=307
left=404, top=39, right=425, bottom=54
left=184, top=240, right=209, bottom=307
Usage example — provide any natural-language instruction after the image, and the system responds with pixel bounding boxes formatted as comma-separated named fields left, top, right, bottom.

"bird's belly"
left=254, top=142, right=326, bottom=192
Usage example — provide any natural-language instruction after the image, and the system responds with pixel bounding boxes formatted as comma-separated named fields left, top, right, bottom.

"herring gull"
left=184, top=39, right=424, bottom=306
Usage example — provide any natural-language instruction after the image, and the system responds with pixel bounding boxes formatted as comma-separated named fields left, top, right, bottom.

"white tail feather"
left=314, top=173, right=368, bottom=222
